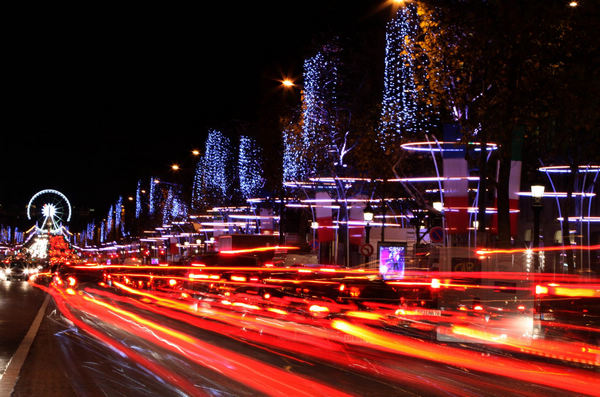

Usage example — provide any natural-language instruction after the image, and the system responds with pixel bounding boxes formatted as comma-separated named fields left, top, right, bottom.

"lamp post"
left=311, top=221, right=319, bottom=254
left=531, top=184, right=545, bottom=271
left=363, top=203, right=374, bottom=263
left=380, top=201, right=387, bottom=243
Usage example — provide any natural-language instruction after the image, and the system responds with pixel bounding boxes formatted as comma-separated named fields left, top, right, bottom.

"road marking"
left=0, top=294, right=50, bottom=395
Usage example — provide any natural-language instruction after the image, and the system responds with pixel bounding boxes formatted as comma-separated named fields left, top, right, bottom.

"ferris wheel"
left=27, top=189, right=72, bottom=233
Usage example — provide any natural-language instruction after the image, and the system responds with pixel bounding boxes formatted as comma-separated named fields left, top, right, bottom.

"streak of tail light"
left=82, top=296, right=197, bottom=344
left=331, top=320, right=599, bottom=395
left=309, top=305, right=330, bottom=313
left=476, top=243, right=600, bottom=256
left=448, top=325, right=599, bottom=367
left=540, top=284, right=600, bottom=298
left=31, top=283, right=207, bottom=396
left=92, top=284, right=473, bottom=392
left=267, top=308, right=287, bottom=315
left=345, top=311, right=384, bottom=321
left=107, top=283, right=343, bottom=348
left=219, top=246, right=299, bottom=254
left=77, top=295, right=351, bottom=396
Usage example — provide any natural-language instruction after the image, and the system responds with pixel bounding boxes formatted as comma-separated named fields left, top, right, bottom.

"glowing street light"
left=171, top=164, right=180, bottom=171
left=192, top=149, right=200, bottom=156
left=281, top=79, right=295, bottom=88
left=363, top=203, right=374, bottom=223
left=569, top=1, right=578, bottom=7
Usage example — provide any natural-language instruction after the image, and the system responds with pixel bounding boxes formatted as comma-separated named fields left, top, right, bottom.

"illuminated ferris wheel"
left=27, top=189, right=72, bottom=234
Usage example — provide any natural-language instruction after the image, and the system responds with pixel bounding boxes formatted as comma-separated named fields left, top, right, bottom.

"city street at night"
left=1, top=1, right=599, bottom=396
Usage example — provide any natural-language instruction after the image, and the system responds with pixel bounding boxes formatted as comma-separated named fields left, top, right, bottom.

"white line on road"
left=0, top=294, right=50, bottom=396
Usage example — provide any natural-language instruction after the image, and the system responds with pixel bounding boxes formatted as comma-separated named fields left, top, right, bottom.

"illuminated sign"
left=378, top=242, right=406, bottom=280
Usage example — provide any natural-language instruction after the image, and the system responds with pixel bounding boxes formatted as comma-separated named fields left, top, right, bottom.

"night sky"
left=1, top=1, right=390, bottom=226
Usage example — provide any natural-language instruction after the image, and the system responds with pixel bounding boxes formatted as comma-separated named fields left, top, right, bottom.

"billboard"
left=378, top=242, right=406, bottom=280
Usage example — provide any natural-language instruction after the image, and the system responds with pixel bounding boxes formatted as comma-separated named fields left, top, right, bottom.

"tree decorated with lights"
left=149, top=176, right=157, bottom=216
left=106, top=204, right=114, bottom=241
left=135, top=179, right=142, bottom=219
left=162, top=187, right=174, bottom=225
left=191, top=153, right=205, bottom=210
left=85, top=222, right=94, bottom=246
left=379, top=2, right=439, bottom=149
left=238, top=135, right=265, bottom=199
left=48, top=235, right=76, bottom=264
left=100, top=222, right=105, bottom=243
left=282, top=114, right=307, bottom=183
left=301, top=42, right=342, bottom=175
left=192, top=129, right=233, bottom=208
left=114, top=196, right=124, bottom=237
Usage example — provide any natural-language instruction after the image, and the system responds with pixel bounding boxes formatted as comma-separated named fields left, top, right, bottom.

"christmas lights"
left=135, top=179, right=142, bottom=219
left=193, top=129, right=232, bottom=206
left=149, top=177, right=157, bottom=215
left=107, top=204, right=113, bottom=238
left=238, top=135, right=264, bottom=198
left=379, top=4, right=437, bottom=146
left=115, top=196, right=123, bottom=237
left=302, top=44, right=340, bottom=175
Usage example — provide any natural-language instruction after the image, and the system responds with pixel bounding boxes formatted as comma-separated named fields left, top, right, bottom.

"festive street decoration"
left=379, top=3, right=437, bottom=147
left=238, top=135, right=264, bottom=199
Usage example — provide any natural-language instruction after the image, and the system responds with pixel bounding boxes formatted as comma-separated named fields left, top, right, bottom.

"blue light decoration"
left=379, top=3, right=437, bottom=147
left=192, top=129, right=232, bottom=207
left=301, top=43, right=340, bottom=175
left=106, top=204, right=113, bottom=240
left=135, top=180, right=142, bottom=219
left=162, top=187, right=174, bottom=225
left=0, top=226, right=10, bottom=243
left=149, top=177, right=157, bottom=215
left=14, top=228, right=23, bottom=244
left=86, top=222, right=94, bottom=246
left=282, top=122, right=305, bottom=183
left=204, top=129, right=231, bottom=196
left=100, top=222, right=105, bottom=243
left=171, top=191, right=187, bottom=220
left=115, top=196, right=123, bottom=236
left=238, top=135, right=264, bottom=198
left=192, top=153, right=205, bottom=210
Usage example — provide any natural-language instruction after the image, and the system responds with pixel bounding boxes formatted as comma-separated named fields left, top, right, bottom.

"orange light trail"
left=219, top=246, right=299, bottom=254
left=476, top=244, right=600, bottom=256
left=331, top=320, right=599, bottom=395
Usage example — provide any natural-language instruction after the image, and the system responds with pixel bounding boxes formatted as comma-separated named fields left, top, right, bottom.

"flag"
left=316, top=191, right=334, bottom=242
left=442, top=124, right=469, bottom=234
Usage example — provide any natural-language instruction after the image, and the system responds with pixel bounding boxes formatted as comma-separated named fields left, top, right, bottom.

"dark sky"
left=1, top=1, right=390, bottom=225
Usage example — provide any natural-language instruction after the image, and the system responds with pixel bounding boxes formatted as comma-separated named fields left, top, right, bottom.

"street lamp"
left=281, top=78, right=295, bottom=88
left=531, top=184, right=545, bottom=271
left=363, top=203, right=374, bottom=263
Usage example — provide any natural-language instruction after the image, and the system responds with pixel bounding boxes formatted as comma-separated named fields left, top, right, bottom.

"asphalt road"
left=0, top=280, right=597, bottom=396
